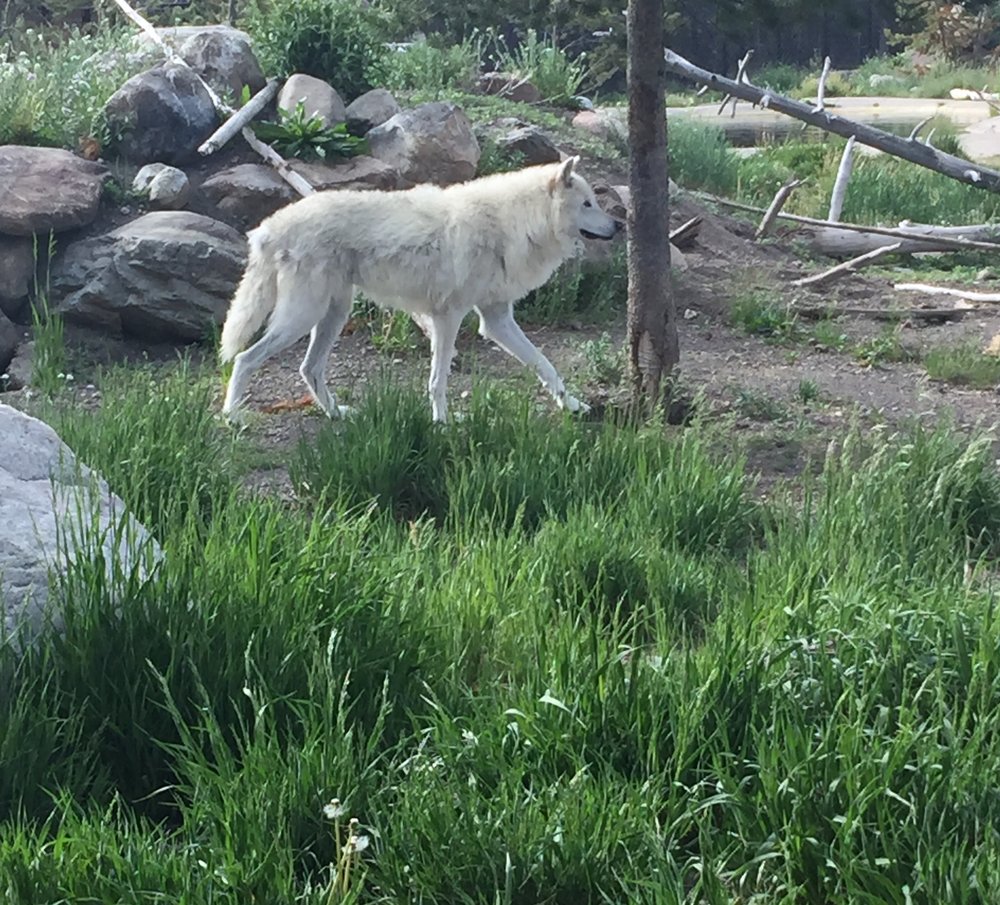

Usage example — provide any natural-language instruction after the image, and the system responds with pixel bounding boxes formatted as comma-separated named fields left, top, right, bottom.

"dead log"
left=812, top=223, right=1000, bottom=256
left=792, top=242, right=901, bottom=287
left=663, top=48, right=1000, bottom=194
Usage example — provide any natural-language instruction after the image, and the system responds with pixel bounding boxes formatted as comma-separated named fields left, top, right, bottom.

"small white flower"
left=348, top=833, right=370, bottom=854
left=323, top=798, right=347, bottom=820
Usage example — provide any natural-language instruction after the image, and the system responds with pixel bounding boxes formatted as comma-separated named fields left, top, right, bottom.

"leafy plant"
left=369, top=35, right=482, bottom=93
left=244, top=0, right=392, bottom=100
left=252, top=101, right=368, bottom=159
left=490, top=28, right=591, bottom=106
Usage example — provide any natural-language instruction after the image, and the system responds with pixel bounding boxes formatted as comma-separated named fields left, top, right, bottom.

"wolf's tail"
left=219, top=227, right=277, bottom=363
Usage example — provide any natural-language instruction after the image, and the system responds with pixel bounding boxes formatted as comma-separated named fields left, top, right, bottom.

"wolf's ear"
left=550, top=156, right=579, bottom=193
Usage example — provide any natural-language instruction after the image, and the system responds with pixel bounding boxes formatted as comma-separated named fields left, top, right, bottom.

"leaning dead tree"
left=627, top=0, right=678, bottom=414
left=663, top=48, right=1000, bottom=194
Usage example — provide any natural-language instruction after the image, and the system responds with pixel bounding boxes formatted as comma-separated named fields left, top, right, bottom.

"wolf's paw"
left=561, top=394, right=592, bottom=415
left=333, top=404, right=356, bottom=419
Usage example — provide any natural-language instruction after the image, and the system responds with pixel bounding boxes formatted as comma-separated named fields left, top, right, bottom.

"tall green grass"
left=5, top=369, right=1000, bottom=903
left=0, top=25, right=154, bottom=148
left=670, top=121, right=1000, bottom=226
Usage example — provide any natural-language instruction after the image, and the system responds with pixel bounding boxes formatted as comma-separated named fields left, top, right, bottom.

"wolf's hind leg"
left=299, top=296, right=353, bottom=418
left=222, top=267, right=329, bottom=419
left=476, top=303, right=590, bottom=414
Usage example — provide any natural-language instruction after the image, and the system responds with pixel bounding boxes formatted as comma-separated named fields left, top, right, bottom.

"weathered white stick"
left=198, top=78, right=280, bottom=156
left=240, top=127, right=316, bottom=196
left=718, top=49, right=753, bottom=117
left=894, top=283, right=1000, bottom=302
left=814, top=56, right=831, bottom=112
left=828, top=135, right=856, bottom=221
left=792, top=242, right=901, bottom=287
left=755, top=178, right=805, bottom=239
left=907, top=116, right=933, bottom=142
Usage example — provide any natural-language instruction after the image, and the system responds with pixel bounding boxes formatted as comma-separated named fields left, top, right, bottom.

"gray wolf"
left=219, top=157, right=619, bottom=423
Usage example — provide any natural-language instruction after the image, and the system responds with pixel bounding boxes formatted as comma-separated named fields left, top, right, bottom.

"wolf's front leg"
left=476, top=303, right=591, bottom=414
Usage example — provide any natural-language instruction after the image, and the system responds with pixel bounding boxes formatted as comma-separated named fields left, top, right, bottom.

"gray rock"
left=49, top=211, right=246, bottom=342
left=104, top=63, right=219, bottom=166
left=277, top=74, right=347, bottom=127
left=0, top=310, right=19, bottom=373
left=179, top=28, right=265, bottom=103
left=3, top=340, right=33, bottom=391
left=201, top=163, right=296, bottom=227
left=367, top=102, right=480, bottom=187
left=202, top=157, right=401, bottom=228
left=477, top=72, right=542, bottom=104
left=0, top=146, right=108, bottom=236
left=291, top=156, right=401, bottom=192
left=0, top=235, right=34, bottom=316
left=496, top=126, right=561, bottom=165
left=346, top=88, right=401, bottom=135
left=133, top=163, right=191, bottom=209
left=0, top=403, right=160, bottom=649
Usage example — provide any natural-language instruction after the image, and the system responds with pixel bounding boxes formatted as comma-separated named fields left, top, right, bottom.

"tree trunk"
left=627, top=0, right=678, bottom=415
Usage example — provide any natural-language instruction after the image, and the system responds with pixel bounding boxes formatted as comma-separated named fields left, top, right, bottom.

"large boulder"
left=0, top=146, right=108, bottom=236
left=277, top=74, right=347, bottom=127
left=178, top=28, right=266, bottom=102
left=0, top=311, right=19, bottom=374
left=495, top=125, right=561, bottom=165
left=0, top=403, right=159, bottom=649
left=104, top=63, right=219, bottom=166
left=0, top=235, right=34, bottom=318
left=49, top=212, right=246, bottom=342
left=201, top=157, right=401, bottom=228
left=367, top=102, right=480, bottom=186
left=345, top=88, right=401, bottom=135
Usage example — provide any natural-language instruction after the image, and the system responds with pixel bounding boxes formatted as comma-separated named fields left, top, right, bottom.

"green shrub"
left=491, top=28, right=591, bottom=106
left=244, top=0, right=392, bottom=101
left=370, top=35, right=481, bottom=93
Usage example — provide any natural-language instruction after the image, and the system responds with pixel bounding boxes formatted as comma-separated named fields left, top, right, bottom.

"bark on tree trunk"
left=627, top=0, right=678, bottom=415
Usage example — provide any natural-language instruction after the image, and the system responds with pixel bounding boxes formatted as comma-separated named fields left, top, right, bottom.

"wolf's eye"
left=583, top=200, right=592, bottom=208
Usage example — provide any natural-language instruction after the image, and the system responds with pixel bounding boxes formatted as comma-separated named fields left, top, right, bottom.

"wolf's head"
left=549, top=157, right=620, bottom=242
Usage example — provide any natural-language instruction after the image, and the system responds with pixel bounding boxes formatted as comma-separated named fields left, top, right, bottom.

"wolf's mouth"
left=580, top=228, right=613, bottom=240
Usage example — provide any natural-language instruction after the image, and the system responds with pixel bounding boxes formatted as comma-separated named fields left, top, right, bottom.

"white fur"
left=219, top=157, right=618, bottom=423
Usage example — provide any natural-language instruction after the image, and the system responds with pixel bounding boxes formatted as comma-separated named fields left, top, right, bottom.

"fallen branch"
left=828, top=135, right=855, bottom=222
left=795, top=304, right=972, bottom=322
left=792, top=242, right=901, bottom=287
left=669, top=216, right=702, bottom=248
left=198, top=78, right=280, bottom=156
left=756, top=178, right=805, bottom=239
left=894, top=283, right=1000, bottom=302
left=691, top=190, right=1000, bottom=253
left=663, top=48, right=1000, bottom=193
